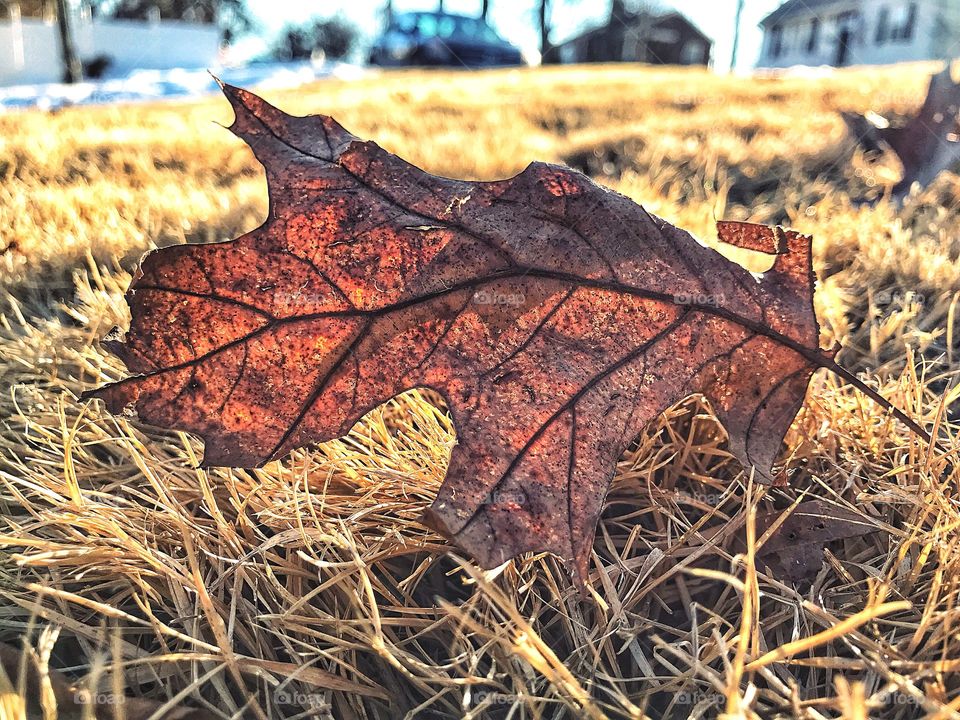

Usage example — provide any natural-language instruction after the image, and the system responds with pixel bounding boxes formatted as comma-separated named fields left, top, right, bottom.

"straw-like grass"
left=1, top=63, right=959, bottom=719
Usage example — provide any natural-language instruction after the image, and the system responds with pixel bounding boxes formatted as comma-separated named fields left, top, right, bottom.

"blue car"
left=370, top=11, right=525, bottom=68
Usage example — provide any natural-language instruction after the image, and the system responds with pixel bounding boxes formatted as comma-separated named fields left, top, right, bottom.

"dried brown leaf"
left=85, top=85, right=925, bottom=583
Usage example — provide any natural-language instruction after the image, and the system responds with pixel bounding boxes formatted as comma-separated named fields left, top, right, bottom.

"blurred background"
left=1, top=0, right=932, bottom=108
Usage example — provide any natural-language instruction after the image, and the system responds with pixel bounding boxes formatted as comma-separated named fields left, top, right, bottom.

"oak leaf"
left=86, top=85, right=924, bottom=584
left=843, top=64, right=960, bottom=202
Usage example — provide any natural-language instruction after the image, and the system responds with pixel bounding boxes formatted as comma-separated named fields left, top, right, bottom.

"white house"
left=0, top=1, right=220, bottom=86
left=757, top=0, right=960, bottom=68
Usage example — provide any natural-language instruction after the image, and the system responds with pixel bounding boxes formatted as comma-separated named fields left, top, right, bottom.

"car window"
left=452, top=17, right=503, bottom=42
left=395, top=14, right=417, bottom=33
left=395, top=13, right=505, bottom=43
left=479, top=23, right=501, bottom=43
left=417, top=14, right=438, bottom=36
left=453, top=17, right=477, bottom=38
left=436, top=15, right=456, bottom=38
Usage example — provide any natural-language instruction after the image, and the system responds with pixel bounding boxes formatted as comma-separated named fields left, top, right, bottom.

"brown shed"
left=555, top=9, right=712, bottom=66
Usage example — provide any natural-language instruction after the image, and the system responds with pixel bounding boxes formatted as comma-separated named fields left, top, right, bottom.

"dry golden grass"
left=1, top=63, right=959, bottom=719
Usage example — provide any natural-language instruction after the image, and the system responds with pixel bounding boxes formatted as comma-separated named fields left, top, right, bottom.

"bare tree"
left=481, top=0, right=490, bottom=20
left=55, top=0, right=82, bottom=83
left=272, top=16, right=359, bottom=61
left=539, top=0, right=551, bottom=62
left=730, top=0, right=744, bottom=71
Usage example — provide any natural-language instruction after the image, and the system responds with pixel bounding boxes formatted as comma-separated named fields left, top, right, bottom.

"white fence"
left=0, top=16, right=220, bottom=86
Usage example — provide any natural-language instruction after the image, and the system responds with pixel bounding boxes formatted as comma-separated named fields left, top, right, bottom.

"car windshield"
left=394, top=13, right=503, bottom=43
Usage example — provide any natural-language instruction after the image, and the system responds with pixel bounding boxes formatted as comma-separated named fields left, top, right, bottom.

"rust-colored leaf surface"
left=86, top=85, right=912, bottom=583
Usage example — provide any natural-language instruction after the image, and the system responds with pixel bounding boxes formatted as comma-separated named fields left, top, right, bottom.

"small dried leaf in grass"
left=0, top=634, right=217, bottom=720
left=844, top=63, right=960, bottom=203
left=752, top=499, right=878, bottom=584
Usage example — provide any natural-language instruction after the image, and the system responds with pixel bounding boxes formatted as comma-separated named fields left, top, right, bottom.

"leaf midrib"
left=129, top=265, right=825, bottom=385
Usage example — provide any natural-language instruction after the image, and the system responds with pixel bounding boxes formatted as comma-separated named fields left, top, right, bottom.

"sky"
left=241, top=0, right=786, bottom=72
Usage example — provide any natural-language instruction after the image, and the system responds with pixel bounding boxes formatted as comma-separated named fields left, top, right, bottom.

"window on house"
left=902, top=2, right=917, bottom=39
left=807, top=17, right=820, bottom=52
left=876, top=6, right=889, bottom=43
left=889, top=3, right=918, bottom=41
left=770, top=24, right=783, bottom=57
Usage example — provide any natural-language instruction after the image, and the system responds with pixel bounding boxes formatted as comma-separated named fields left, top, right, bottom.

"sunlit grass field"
left=1, top=63, right=959, bottom=719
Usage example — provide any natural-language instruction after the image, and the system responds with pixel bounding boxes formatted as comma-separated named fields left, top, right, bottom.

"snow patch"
left=0, top=60, right=365, bottom=112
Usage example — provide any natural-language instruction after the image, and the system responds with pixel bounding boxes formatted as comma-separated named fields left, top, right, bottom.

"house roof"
left=760, top=0, right=839, bottom=27
left=657, top=11, right=712, bottom=43
left=556, top=10, right=712, bottom=49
